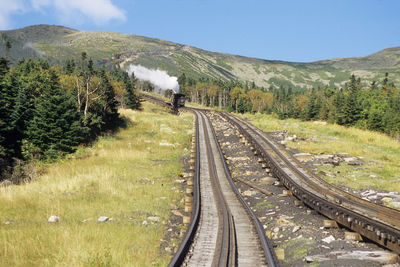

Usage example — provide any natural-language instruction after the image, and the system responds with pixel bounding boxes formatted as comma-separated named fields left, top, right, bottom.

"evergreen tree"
left=23, top=70, right=87, bottom=159
left=123, top=71, right=141, bottom=110
left=303, top=89, right=320, bottom=120
left=339, top=75, right=362, bottom=125
left=99, top=70, right=119, bottom=130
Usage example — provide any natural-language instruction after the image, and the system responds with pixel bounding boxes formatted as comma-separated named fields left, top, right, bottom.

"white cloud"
left=0, top=0, right=25, bottom=29
left=33, top=0, right=126, bottom=25
left=32, top=0, right=126, bottom=25
left=1, top=0, right=126, bottom=29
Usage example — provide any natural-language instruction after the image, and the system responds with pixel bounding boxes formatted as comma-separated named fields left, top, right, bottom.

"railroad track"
left=169, top=109, right=278, bottom=267
left=142, top=94, right=400, bottom=263
left=220, top=111, right=400, bottom=254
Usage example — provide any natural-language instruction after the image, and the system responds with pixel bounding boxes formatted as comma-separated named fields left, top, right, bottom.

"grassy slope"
left=0, top=103, right=193, bottom=266
left=1, top=25, right=400, bottom=89
left=241, top=113, right=400, bottom=193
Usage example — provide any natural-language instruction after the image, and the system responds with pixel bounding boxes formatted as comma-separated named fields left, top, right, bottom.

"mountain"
left=1, top=24, right=400, bottom=90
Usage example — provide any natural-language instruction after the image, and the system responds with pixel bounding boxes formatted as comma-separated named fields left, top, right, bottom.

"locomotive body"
left=171, top=93, right=186, bottom=109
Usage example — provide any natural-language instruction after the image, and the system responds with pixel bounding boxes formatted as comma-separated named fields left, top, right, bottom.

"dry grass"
left=241, top=113, right=400, bottom=192
left=0, top=102, right=193, bottom=266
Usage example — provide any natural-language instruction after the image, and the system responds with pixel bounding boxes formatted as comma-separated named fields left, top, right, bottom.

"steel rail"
left=199, top=111, right=236, bottom=266
left=140, top=95, right=278, bottom=266
left=207, top=112, right=279, bottom=267
left=168, top=111, right=201, bottom=267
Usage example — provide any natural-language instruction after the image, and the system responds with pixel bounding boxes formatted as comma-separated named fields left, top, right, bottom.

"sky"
left=1, top=0, right=399, bottom=62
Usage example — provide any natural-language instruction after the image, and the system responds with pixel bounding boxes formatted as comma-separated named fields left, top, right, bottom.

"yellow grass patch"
left=0, top=102, right=193, bottom=266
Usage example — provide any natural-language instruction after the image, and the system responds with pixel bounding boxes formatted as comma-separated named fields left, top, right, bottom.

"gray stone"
left=260, top=177, right=276, bottom=185
left=98, top=216, right=109, bottom=222
left=322, top=235, right=335, bottom=243
left=292, top=226, right=301, bottom=233
left=344, top=157, right=363, bottom=165
left=48, top=215, right=60, bottom=223
left=147, top=216, right=160, bottom=222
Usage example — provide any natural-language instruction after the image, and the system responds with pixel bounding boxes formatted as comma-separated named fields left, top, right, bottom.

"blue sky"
left=1, top=0, right=400, bottom=62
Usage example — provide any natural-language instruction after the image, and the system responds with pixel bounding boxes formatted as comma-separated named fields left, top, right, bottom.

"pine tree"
left=340, top=75, right=362, bottom=125
left=23, top=70, right=87, bottom=159
left=123, top=71, right=141, bottom=110
left=99, top=70, right=119, bottom=130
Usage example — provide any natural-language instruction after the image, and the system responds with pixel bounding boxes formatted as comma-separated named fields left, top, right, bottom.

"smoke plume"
left=127, top=64, right=179, bottom=92
left=23, top=42, right=46, bottom=57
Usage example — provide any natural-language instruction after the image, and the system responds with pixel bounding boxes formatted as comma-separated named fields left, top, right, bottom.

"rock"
left=4, top=220, right=12, bottom=225
left=337, top=250, right=399, bottom=264
left=159, top=141, right=174, bottom=147
left=294, top=153, right=313, bottom=162
left=265, top=231, right=272, bottom=239
left=305, top=255, right=330, bottom=263
left=98, top=216, right=109, bottom=222
left=48, top=215, right=60, bottom=223
left=305, top=250, right=398, bottom=264
left=242, top=190, right=256, bottom=197
left=292, top=226, right=301, bottom=233
left=323, top=220, right=339, bottom=228
left=260, top=177, right=276, bottom=185
left=277, top=218, right=291, bottom=226
left=344, top=157, right=362, bottom=165
left=285, top=135, right=297, bottom=142
left=175, top=179, right=185, bottom=183
left=344, top=231, right=362, bottom=241
left=171, top=210, right=184, bottom=217
left=142, top=220, right=148, bottom=225
left=322, top=235, right=335, bottom=243
left=273, top=227, right=280, bottom=233
left=147, top=216, right=160, bottom=222
left=315, top=154, right=334, bottom=160
left=275, top=248, right=285, bottom=260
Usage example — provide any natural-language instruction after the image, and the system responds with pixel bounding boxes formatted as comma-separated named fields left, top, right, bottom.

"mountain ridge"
left=1, top=24, right=399, bottom=89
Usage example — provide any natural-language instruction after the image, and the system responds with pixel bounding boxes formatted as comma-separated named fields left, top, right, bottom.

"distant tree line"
left=177, top=72, right=400, bottom=138
left=0, top=53, right=141, bottom=181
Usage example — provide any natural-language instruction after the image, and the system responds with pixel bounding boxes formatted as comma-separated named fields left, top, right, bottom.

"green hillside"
left=1, top=24, right=400, bottom=90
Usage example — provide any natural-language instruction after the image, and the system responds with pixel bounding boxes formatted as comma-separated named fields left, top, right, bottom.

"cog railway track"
left=220, top=111, right=400, bottom=254
left=169, top=109, right=278, bottom=266
left=141, top=94, right=400, bottom=265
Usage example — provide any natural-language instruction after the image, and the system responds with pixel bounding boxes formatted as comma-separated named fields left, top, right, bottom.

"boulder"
left=260, top=177, right=276, bottom=185
left=48, top=215, right=60, bottom=223
left=294, top=153, right=313, bottom=162
left=322, top=235, right=335, bottom=243
left=98, top=216, right=109, bottom=222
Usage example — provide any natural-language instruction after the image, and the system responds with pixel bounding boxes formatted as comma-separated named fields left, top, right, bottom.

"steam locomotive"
left=170, top=93, right=186, bottom=109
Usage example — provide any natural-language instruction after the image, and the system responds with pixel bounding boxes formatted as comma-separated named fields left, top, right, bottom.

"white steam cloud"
left=128, top=64, right=179, bottom=92
left=23, top=42, right=46, bottom=57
